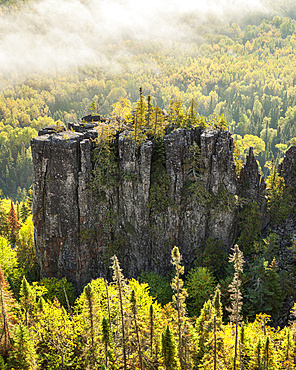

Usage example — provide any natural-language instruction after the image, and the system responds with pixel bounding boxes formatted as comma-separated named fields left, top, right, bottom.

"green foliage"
left=0, top=265, right=16, bottom=359
left=227, top=244, right=244, bottom=370
left=35, top=298, right=77, bottom=369
left=17, top=217, right=38, bottom=282
left=91, top=126, right=119, bottom=202
left=19, top=276, right=35, bottom=326
left=148, top=138, right=172, bottom=216
left=196, top=237, right=229, bottom=281
left=266, top=159, right=292, bottom=225
left=238, top=201, right=262, bottom=256
left=7, top=323, right=37, bottom=369
left=7, top=200, right=19, bottom=245
left=161, top=325, right=180, bottom=370
left=0, top=237, right=19, bottom=288
left=183, top=142, right=212, bottom=207
left=246, top=258, right=284, bottom=321
left=185, top=267, right=216, bottom=317
left=138, top=271, right=172, bottom=305
left=37, top=277, right=76, bottom=308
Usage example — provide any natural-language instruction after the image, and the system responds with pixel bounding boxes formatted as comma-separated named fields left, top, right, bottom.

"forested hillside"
left=2, top=0, right=296, bottom=368
left=1, top=10, right=296, bottom=199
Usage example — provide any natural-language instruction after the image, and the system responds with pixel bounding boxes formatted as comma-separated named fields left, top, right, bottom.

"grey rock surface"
left=31, top=125, right=265, bottom=290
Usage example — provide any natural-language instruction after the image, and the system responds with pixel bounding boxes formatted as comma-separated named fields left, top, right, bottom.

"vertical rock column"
left=31, top=131, right=84, bottom=287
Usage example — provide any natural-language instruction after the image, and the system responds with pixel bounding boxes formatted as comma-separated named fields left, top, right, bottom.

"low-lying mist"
left=0, top=0, right=295, bottom=78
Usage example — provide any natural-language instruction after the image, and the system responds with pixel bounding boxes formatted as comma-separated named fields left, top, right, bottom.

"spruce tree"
left=7, top=200, right=20, bottom=245
left=19, top=276, right=35, bottom=327
left=161, top=325, right=180, bottom=370
left=102, top=317, right=113, bottom=369
left=0, top=265, right=15, bottom=359
left=227, top=244, right=244, bottom=370
left=251, top=338, right=262, bottom=370
left=84, top=283, right=96, bottom=365
left=130, top=290, right=143, bottom=370
left=110, top=255, right=127, bottom=370
left=171, top=246, right=188, bottom=368
left=7, top=323, right=37, bottom=370
left=150, top=304, right=154, bottom=358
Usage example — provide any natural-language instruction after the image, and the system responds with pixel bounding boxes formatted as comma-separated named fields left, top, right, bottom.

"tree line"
left=1, top=16, right=296, bottom=197
left=0, top=245, right=296, bottom=369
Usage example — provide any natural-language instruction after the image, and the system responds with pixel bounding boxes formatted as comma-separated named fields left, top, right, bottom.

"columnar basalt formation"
left=31, top=123, right=270, bottom=290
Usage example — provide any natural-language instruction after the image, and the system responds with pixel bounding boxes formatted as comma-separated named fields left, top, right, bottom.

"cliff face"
left=31, top=124, right=264, bottom=290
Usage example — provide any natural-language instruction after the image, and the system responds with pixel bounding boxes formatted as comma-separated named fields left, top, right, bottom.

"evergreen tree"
left=133, top=87, right=147, bottom=143
left=130, top=290, right=143, bottom=370
left=7, top=200, right=19, bottom=245
left=19, top=276, right=35, bottom=327
left=84, top=283, right=96, bottom=366
left=0, top=265, right=16, bottom=359
left=0, top=355, right=6, bottom=370
left=262, top=336, right=278, bottom=369
left=250, top=338, right=262, bottom=370
left=110, top=255, right=127, bottom=370
left=280, top=328, right=295, bottom=369
left=7, top=323, right=37, bottom=370
left=102, top=317, right=116, bottom=369
left=171, top=246, right=188, bottom=367
left=266, top=157, right=292, bottom=224
left=19, top=201, right=30, bottom=223
left=150, top=304, right=154, bottom=358
left=161, top=325, right=180, bottom=370
left=227, top=244, right=244, bottom=370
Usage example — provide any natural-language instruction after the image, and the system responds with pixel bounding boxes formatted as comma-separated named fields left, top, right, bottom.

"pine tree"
left=84, top=283, right=96, bottom=366
left=280, top=327, right=295, bottom=369
left=19, top=276, right=35, bottom=327
left=195, top=299, right=213, bottom=364
left=0, top=265, right=16, bottom=359
left=161, top=325, right=180, bottom=370
left=7, top=323, right=37, bottom=370
left=110, top=255, right=127, bottom=370
left=266, top=157, right=292, bottom=224
left=7, top=200, right=20, bottom=245
left=212, top=286, right=223, bottom=326
left=104, top=279, right=112, bottom=337
left=150, top=304, right=154, bottom=358
left=171, top=246, right=188, bottom=368
left=133, top=87, right=147, bottom=143
left=19, top=201, right=30, bottom=223
left=213, top=286, right=223, bottom=370
left=227, top=244, right=244, bottom=370
left=130, top=290, right=143, bottom=370
left=0, top=355, right=6, bottom=370
left=102, top=317, right=114, bottom=369
left=251, top=338, right=262, bottom=370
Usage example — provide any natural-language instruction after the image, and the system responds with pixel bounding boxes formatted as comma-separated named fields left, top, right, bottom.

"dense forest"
left=1, top=9, right=296, bottom=199
left=2, top=0, right=296, bottom=368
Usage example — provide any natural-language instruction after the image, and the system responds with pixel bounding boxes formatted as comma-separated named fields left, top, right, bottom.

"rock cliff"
left=31, top=123, right=269, bottom=290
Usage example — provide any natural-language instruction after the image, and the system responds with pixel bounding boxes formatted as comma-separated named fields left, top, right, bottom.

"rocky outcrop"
left=31, top=124, right=264, bottom=290
left=238, top=147, right=265, bottom=201
left=279, top=146, right=296, bottom=188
